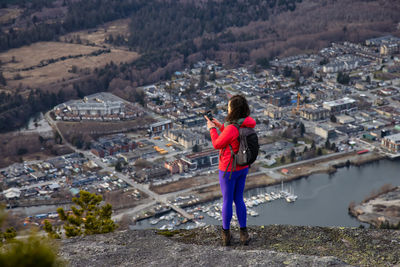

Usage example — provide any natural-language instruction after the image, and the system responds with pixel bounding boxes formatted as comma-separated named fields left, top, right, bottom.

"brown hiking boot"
left=240, top=227, right=250, bottom=245
left=221, top=228, right=231, bottom=246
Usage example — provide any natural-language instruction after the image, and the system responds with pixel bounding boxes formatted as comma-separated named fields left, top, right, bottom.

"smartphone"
left=205, top=110, right=213, bottom=121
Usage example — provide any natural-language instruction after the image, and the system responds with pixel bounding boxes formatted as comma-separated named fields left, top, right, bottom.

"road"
left=45, top=111, right=194, bottom=220
left=44, top=109, right=367, bottom=222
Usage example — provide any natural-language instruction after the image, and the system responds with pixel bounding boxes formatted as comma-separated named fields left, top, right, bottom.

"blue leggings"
left=218, top=168, right=248, bottom=230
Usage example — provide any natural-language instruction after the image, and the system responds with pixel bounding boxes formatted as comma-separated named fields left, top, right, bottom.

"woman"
left=204, top=94, right=256, bottom=246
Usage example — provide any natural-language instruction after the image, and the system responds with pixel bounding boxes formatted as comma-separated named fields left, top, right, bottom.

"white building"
left=54, top=92, right=143, bottom=121
left=3, top=188, right=21, bottom=199
left=323, top=97, right=357, bottom=114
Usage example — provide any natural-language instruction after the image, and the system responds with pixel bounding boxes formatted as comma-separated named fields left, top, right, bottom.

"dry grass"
left=0, top=131, right=74, bottom=168
left=61, top=19, right=131, bottom=47
left=151, top=174, right=218, bottom=195
left=0, top=8, right=22, bottom=24
left=0, top=41, right=139, bottom=89
left=57, top=116, right=155, bottom=141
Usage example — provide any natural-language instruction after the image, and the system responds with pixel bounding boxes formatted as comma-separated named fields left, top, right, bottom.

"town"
left=1, top=35, right=400, bottom=230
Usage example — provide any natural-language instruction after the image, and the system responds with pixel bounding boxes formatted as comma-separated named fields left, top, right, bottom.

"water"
left=132, top=159, right=400, bottom=229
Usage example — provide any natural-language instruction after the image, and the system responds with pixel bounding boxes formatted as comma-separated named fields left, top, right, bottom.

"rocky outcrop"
left=59, top=225, right=400, bottom=266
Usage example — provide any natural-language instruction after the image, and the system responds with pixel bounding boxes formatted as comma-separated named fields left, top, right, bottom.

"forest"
left=1, top=0, right=400, bottom=133
left=0, top=0, right=301, bottom=52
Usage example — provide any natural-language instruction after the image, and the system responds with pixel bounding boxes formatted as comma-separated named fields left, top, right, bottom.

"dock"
left=169, top=204, right=195, bottom=220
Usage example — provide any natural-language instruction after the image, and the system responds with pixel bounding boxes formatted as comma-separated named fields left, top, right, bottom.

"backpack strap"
left=222, top=144, right=237, bottom=179
left=221, top=124, right=240, bottom=179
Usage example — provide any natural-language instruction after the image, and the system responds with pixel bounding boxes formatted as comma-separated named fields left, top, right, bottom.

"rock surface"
left=59, top=225, right=400, bottom=266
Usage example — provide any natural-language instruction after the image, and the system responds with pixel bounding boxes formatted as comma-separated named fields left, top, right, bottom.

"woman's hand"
left=204, top=115, right=216, bottom=130
left=212, top=118, right=222, bottom=129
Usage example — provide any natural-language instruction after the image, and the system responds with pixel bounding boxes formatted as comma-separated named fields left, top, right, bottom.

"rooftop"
left=323, top=97, right=356, bottom=107
left=384, top=133, right=400, bottom=142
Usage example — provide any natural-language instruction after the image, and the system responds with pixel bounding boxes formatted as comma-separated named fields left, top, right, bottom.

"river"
left=132, top=158, right=400, bottom=230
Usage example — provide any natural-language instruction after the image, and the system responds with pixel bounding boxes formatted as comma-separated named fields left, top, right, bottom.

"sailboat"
left=285, top=186, right=298, bottom=203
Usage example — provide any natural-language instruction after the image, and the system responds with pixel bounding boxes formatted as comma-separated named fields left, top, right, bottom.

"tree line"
left=0, top=89, right=65, bottom=132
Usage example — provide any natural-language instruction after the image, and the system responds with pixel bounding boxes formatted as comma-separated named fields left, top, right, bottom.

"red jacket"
left=210, top=116, right=256, bottom=172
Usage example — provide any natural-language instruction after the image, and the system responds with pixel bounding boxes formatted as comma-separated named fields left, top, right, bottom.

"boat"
left=249, top=210, right=259, bottom=217
left=284, top=186, right=298, bottom=202
left=150, top=219, right=159, bottom=225
left=286, top=195, right=297, bottom=202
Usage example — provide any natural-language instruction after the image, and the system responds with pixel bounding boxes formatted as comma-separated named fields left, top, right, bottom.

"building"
left=336, top=115, right=356, bottom=124
left=91, top=134, right=136, bottom=158
left=314, top=125, right=336, bottom=140
left=181, top=149, right=219, bottom=171
left=178, top=116, right=205, bottom=128
left=365, top=35, right=400, bottom=46
left=3, top=188, right=21, bottom=200
left=266, top=91, right=291, bottom=107
left=300, top=107, right=330, bottom=121
left=322, top=61, right=359, bottom=73
left=165, top=129, right=206, bottom=149
left=322, top=97, right=356, bottom=114
left=264, top=104, right=284, bottom=119
left=150, top=120, right=173, bottom=135
left=54, top=92, right=144, bottom=121
left=309, top=90, right=327, bottom=101
left=381, top=133, right=400, bottom=153
left=380, top=43, right=399, bottom=56
left=164, top=159, right=188, bottom=174
left=135, top=166, right=169, bottom=181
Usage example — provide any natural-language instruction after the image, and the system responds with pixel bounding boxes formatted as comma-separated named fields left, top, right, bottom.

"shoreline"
left=189, top=151, right=386, bottom=207
left=132, top=151, right=388, bottom=223
left=348, top=186, right=400, bottom=228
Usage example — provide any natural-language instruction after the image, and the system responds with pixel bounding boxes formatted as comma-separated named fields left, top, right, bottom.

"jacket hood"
left=224, top=116, right=256, bottom=128
left=240, top=116, right=256, bottom=128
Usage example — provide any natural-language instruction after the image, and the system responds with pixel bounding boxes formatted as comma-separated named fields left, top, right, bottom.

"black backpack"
left=222, top=123, right=259, bottom=179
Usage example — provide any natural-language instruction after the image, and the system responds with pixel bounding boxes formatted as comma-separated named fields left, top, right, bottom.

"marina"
left=131, top=159, right=400, bottom=230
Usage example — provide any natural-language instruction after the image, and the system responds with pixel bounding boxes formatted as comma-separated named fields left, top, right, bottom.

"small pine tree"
left=325, top=139, right=331, bottom=149
left=299, top=122, right=305, bottom=137
left=311, top=141, right=316, bottom=150
left=317, top=147, right=323, bottom=156
left=56, top=191, right=117, bottom=238
left=331, top=143, right=336, bottom=151
left=290, top=149, right=296, bottom=163
left=280, top=155, right=286, bottom=164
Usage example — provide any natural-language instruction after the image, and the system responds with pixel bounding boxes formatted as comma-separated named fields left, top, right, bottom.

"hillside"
left=0, top=0, right=400, bottom=133
left=59, top=225, right=400, bottom=266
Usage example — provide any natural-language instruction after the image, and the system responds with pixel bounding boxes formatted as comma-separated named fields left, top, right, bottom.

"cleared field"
left=0, top=41, right=139, bottom=88
left=61, top=19, right=131, bottom=47
left=0, top=8, right=22, bottom=24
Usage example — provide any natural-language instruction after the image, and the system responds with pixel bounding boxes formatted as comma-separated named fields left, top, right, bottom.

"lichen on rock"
left=59, top=225, right=400, bottom=266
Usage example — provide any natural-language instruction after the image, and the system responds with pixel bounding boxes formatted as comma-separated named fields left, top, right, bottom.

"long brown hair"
left=225, top=95, right=250, bottom=123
